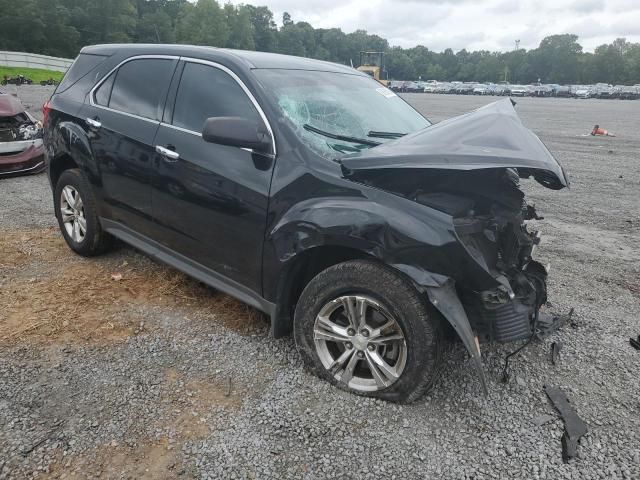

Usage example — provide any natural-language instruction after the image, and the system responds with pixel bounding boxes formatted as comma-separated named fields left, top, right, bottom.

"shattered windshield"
left=253, top=69, right=431, bottom=158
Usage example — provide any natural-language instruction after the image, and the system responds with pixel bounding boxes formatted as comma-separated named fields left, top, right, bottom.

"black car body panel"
left=341, top=99, right=569, bottom=190
left=44, top=44, right=568, bottom=393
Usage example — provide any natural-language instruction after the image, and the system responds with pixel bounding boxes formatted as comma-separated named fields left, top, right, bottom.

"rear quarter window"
left=56, top=53, right=108, bottom=93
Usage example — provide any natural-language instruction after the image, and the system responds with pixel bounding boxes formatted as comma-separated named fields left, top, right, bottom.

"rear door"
left=81, top=56, right=177, bottom=236
left=151, top=59, right=275, bottom=293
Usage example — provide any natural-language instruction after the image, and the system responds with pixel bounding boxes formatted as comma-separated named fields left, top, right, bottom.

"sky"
left=229, top=0, right=640, bottom=52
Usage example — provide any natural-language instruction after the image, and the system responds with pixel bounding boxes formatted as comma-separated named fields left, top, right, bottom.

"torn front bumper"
left=0, top=139, right=45, bottom=176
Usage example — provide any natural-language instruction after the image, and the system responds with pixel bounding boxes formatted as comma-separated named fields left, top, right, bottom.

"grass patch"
left=0, top=66, right=64, bottom=84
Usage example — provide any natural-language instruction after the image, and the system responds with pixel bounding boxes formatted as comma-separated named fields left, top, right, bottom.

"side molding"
left=101, top=218, right=276, bottom=319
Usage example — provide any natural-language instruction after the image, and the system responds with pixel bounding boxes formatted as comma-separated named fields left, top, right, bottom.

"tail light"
left=42, top=100, right=51, bottom=125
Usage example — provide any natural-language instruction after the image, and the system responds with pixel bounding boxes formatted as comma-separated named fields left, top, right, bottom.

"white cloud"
left=228, top=0, right=640, bottom=51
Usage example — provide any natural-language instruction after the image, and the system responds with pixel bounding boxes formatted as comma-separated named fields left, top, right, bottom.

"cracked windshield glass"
left=254, top=69, right=431, bottom=157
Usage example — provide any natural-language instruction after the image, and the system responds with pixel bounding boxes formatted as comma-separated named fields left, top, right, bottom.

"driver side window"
left=172, top=62, right=260, bottom=133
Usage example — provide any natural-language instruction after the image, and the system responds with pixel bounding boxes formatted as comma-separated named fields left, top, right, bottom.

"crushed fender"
left=544, top=385, right=588, bottom=462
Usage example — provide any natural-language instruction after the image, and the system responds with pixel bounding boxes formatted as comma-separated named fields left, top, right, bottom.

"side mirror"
left=202, top=116, right=271, bottom=153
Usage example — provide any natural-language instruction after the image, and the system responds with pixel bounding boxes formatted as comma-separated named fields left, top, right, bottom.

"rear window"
left=108, top=58, right=175, bottom=121
left=57, top=53, right=108, bottom=93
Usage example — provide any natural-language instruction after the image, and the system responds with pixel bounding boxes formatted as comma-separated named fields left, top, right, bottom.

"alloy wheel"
left=313, top=294, right=407, bottom=392
left=60, top=185, right=86, bottom=243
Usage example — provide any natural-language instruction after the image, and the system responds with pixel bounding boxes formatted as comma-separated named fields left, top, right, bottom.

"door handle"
left=86, top=117, right=101, bottom=129
left=155, top=145, right=180, bottom=162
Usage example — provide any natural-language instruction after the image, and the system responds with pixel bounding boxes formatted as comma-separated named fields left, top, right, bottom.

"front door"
left=151, top=60, right=275, bottom=294
left=82, top=56, right=177, bottom=236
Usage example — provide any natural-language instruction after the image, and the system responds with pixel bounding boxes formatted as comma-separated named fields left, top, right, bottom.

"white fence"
left=0, top=51, right=73, bottom=72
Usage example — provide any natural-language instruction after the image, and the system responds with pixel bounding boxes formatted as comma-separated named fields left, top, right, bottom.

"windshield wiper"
left=303, top=124, right=381, bottom=147
left=367, top=130, right=407, bottom=139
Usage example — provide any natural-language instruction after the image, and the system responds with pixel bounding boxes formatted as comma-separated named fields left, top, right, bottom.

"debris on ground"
left=532, top=414, right=556, bottom=427
left=551, top=341, right=562, bottom=365
left=1, top=74, right=34, bottom=86
left=630, top=335, right=640, bottom=351
left=544, top=385, right=588, bottom=462
left=536, top=308, right=574, bottom=339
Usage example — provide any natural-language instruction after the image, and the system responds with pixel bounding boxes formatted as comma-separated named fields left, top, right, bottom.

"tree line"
left=1, top=0, right=639, bottom=85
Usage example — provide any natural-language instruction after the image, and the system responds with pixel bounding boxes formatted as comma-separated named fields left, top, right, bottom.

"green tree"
left=137, top=10, right=175, bottom=43
left=245, top=5, right=277, bottom=52
left=386, top=48, right=415, bottom=80
left=1, top=1, right=639, bottom=85
left=175, top=0, right=229, bottom=47
left=592, top=38, right=627, bottom=84
left=533, top=34, right=582, bottom=83
left=224, top=4, right=255, bottom=50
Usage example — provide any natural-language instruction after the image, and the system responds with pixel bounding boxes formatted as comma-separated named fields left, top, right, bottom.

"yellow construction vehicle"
left=357, top=51, right=388, bottom=86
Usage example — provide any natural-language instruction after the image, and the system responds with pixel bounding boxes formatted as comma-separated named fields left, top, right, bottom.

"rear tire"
left=54, top=168, right=113, bottom=256
left=294, top=260, right=443, bottom=403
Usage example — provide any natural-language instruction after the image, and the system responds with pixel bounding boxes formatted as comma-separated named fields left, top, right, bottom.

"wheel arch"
left=266, top=195, right=457, bottom=338
left=49, top=152, right=79, bottom=189
left=47, top=120, right=96, bottom=187
left=271, top=244, right=376, bottom=338
left=270, top=243, right=456, bottom=339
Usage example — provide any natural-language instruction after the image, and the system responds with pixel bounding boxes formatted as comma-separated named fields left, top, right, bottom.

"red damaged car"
left=0, top=91, right=45, bottom=176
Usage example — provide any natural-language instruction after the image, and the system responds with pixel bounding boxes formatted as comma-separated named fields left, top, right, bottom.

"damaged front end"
left=445, top=168, right=549, bottom=344
left=0, top=92, right=45, bottom=176
left=341, top=99, right=569, bottom=391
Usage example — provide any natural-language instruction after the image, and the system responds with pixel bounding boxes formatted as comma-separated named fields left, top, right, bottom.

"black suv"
left=44, top=45, right=569, bottom=402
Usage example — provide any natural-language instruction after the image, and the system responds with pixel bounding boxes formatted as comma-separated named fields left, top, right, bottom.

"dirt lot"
left=1, top=86, right=639, bottom=479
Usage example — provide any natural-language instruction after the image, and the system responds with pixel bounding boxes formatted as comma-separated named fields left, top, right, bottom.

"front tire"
left=54, top=168, right=113, bottom=256
left=294, top=260, right=443, bottom=403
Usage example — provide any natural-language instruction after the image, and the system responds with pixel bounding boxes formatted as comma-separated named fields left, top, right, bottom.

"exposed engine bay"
left=0, top=111, right=43, bottom=146
left=353, top=167, right=550, bottom=344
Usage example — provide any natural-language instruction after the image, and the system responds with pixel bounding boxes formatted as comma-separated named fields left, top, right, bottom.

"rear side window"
left=172, top=62, right=260, bottom=133
left=57, top=53, right=108, bottom=93
left=107, top=58, right=175, bottom=121
left=94, top=73, right=114, bottom=107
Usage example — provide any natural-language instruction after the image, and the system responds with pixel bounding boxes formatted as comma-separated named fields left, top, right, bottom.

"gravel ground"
left=1, top=86, right=639, bottom=479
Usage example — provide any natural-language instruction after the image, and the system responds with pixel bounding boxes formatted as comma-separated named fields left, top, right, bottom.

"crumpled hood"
left=341, top=98, right=569, bottom=190
left=0, top=94, right=26, bottom=117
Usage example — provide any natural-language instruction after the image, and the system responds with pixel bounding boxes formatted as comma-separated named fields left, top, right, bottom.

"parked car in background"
left=433, top=82, right=449, bottom=94
left=414, top=81, right=428, bottom=91
left=552, top=85, right=571, bottom=97
left=509, top=85, right=529, bottom=97
left=388, top=81, right=423, bottom=93
left=530, top=84, right=552, bottom=97
left=494, top=84, right=510, bottom=96
left=454, top=83, right=475, bottom=95
left=403, top=81, right=424, bottom=93
left=388, top=80, right=404, bottom=92
left=616, top=85, right=639, bottom=100
left=573, top=86, right=592, bottom=99
left=0, top=91, right=44, bottom=176
left=593, top=84, right=615, bottom=99
left=44, top=44, right=568, bottom=402
left=472, top=84, right=489, bottom=95
left=423, top=82, right=439, bottom=93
